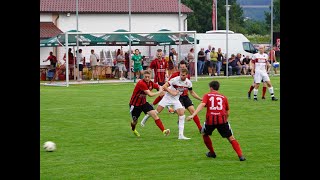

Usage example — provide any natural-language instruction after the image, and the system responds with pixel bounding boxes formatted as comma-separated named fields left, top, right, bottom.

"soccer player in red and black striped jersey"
left=187, top=80, right=246, bottom=161
left=129, top=70, right=170, bottom=137
left=149, top=49, right=169, bottom=86
left=141, top=60, right=202, bottom=132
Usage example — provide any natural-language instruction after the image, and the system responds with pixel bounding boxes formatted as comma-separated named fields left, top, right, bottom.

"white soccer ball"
left=43, top=141, right=56, bottom=152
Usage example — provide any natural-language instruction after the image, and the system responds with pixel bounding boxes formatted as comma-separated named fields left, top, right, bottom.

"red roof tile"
left=40, top=0, right=193, bottom=14
left=40, top=22, right=63, bottom=39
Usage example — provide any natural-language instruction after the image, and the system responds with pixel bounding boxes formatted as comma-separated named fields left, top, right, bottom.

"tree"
left=182, top=0, right=246, bottom=33
left=265, top=0, right=280, bottom=32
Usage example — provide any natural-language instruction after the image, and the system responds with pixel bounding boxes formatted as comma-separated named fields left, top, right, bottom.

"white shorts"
left=158, top=96, right=184, bottom=111
left=117, top=64, right=127, bottom=72
left=254, top=71, right=270, bottom=83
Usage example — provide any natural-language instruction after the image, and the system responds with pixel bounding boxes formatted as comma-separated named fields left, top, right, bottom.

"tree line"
left=181, top=0, right=280, bottom=35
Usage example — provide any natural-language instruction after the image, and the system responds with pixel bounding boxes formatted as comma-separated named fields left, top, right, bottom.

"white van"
left=196, top=30, right=257, bottom=59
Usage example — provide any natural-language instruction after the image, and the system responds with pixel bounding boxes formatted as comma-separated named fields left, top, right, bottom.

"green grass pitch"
left=40, top=76, right=280, bottom=179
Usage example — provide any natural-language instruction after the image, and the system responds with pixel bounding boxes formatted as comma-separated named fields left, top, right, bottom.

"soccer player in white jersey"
left=156, top=68, right=192, bottom=140
left=251, top=45, right=278, bottom=101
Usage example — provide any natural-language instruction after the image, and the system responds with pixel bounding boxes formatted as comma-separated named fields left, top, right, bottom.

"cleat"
left=132, top=129, right=140, bottom=137
left=239, top=156, right=246, bottom=161
left=262, top=97, right=266, bottom=99
left=178, top=135, right=191, bottom=140
left=253, top=98, right=258, bottom=101
left=167, top=106, right=175, bottom=114
left=163, top=129, right=170, bottom=136
left=206, top=152, right=216, bottom=158
left=272, top=97, right=278, bottom=101
left=247, top=92, right=251, bottom=99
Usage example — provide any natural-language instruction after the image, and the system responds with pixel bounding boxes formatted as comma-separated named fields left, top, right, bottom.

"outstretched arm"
left=186, top=102, right=206, bottom=121
left=189, top=90, right=202, bottom=101
left=144, top=86, right=163, bottom=97
left=162, top=82, right=179, bottom=96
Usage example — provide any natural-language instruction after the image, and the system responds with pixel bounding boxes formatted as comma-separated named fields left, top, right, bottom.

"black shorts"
left=78, top=64, right=83, bottom=71
left=179, top=95, right=193, bottom=109
left=129, top=102, right=154, bottom=121
left=202, top=122, right=233, bottom=138
left=157, top=82, right=165, bottom=86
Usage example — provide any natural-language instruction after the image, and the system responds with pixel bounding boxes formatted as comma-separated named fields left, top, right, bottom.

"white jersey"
left=164, top=76, right=192, bottom=101
left=252, top=53, right=269, bottom=73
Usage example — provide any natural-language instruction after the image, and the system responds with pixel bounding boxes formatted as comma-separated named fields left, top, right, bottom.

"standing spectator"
left=241, top=55, right=251, bottom=75
left=90, top=49, right=100, bottom=80
left=63, top=48, right=74, bottom=78
left=173, top=49, right=179, bottom=72
left=216, top=48, right=223, bottom=76
left=168, top=48, right=176, bottom=76
left=251, top=45, right=278, bottom=101
left=76, top=49, right=85, bottom=81
left=43, top=51, right=57, bottom=69
left=209, top=47, right=218, bottom=76
left=117, top=50, right=127, bottom=80
left=142, top=56, right=148, bottom=70
left=186, top=80, right=246, bottom=161
left=187, top=48, right=195, bottom=76
left=197, top=48, right=205, bottom=75
left=131, top=49, right=144, bottom=83
left=228, top=54, right=241, bottom=75
left=203, top=45, right=211, bottom=75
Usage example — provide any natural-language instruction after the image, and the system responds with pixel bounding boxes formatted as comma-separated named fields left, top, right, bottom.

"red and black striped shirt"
left=149, top=58, right=168, bottom=84
left=129, top=79, right=160, bottom=106
left=202, top=91, right=229, bottom=125
left=169, top=71, right=191, bottom=96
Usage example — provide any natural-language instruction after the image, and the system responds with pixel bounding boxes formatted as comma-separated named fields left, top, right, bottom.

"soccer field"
left=40, top=76, right=280, bottom=179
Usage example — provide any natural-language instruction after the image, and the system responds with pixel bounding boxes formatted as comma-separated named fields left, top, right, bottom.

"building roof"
left=40, top=22, right=63, bottom=39
left=40, top=0, right=193, bottom=14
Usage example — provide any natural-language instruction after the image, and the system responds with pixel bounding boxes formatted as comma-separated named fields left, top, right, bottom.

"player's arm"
left=189, top=89, right=202, bottom=101
left=186, top=102, right=206, bottom=121
left=162, top=82, right=179, bottom=96
left=149, top=60, right=155, bottom=69
left=144, top=86, right=163, bottom=97
left=250, top=60, right=255, bottom=75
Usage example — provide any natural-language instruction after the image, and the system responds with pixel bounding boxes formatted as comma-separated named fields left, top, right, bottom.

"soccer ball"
left=43, top=141, right=56, bottom=152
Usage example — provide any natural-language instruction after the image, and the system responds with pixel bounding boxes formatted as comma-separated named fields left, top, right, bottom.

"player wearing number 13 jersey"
left=187, top=81, right=246, bottom=161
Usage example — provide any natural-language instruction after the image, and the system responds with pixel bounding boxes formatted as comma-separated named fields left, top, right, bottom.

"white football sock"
left=178, top=115, right=185, bottom=136
left=268, top=87, right=275, bottom=97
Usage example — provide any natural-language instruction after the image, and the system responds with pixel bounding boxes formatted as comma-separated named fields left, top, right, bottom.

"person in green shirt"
left=131, top=49, right=144, bottom=83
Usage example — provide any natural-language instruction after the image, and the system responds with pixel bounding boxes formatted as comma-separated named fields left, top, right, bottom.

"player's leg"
left=253, top=74, right=261, bottom=101
left=172, top=100, right=189, bottom=140
left=218, top=122, right=245, bottom=161
left=140, top=93, right=165, bottom=127
left=262, top=81, right=267, bottom=99
left=142, top=103, right=170, bottom=136
left=184, top=96, right=202, bottom=131
left=129, top=105, right=142, bottom=137
left=139, top=68, right=143, bottom=79
left=247, top=81, right=255, bottom=99
left=201, top=123, right=216, bottom=158
left=263, top=73, right=278, bottom=101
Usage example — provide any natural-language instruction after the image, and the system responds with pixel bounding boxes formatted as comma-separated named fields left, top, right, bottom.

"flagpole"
left=76, top=0, right=79, bottom=81
left=129, top=0, right=132, bottom=81
left=178, top=0, right=182, bottom=63
left=215, top=0, right=218, bottom=30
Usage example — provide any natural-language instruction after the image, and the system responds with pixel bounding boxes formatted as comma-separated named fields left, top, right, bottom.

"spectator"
left=142, top=56, right=148, bottom=70
left=216, top=48, right=223, bottom=76
left=117, top=50, right=127, bottom=80
left=168, top=48, right=176, bottom=76
left=63, top=48, right=74, bottom=78
left=197, top=48, right=205, bottom=75
left=221, top=55, right=232, bottom=76
left=241, top=55, right=250, bottom=75
left=228, top=54, right=241, bottom=75
left=187, top=48, right=195, bottom=76
left=76, top=49, right=85, bottom=81
left=43, top=51, right=57, bottom=69
left=209, top=47, right=218, bottom=76
left=90, top=49, right=100, bottom=80
left=203, top=45, right=211, bottom=75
